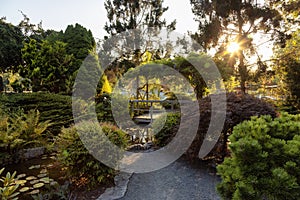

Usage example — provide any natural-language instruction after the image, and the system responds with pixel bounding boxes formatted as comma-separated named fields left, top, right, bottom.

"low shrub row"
left=0, top=93, right=73, bottom=135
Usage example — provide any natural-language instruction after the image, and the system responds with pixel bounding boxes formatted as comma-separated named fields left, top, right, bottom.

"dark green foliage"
left=63, top=23, right=95, bottom=76
left=56, top=122, right=129, bottom=188
left=0, top=19, right=24, bottom=72
left=275, top=30, right=300, bottom=111
left=20, top=39, right=74, bottom=93
left=104, top=0, right=175, bottom=36
left=153, top=113, right=180, bottom=147
left=0, top=93, right=73, bottom=135
left=187, top=92, right=277, bottom=161
left=217, top=113, right=300, bottom=200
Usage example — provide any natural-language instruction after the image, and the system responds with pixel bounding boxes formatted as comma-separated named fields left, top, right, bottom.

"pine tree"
left=190, top=0, right=286, bottom=93
left=102, top=0, right=176, bottom=67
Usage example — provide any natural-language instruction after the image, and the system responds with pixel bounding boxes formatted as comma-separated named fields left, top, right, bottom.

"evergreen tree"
left=20, top=38, right=74, bottom=93
left=190, top=0, right=286, bottom=93
left=0, top=18, right=24, bottom=73
left=102, top=0, right=176, bottom=68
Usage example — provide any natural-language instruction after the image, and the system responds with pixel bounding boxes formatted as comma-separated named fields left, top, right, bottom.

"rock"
left=23, top=147, right=45, bottom=159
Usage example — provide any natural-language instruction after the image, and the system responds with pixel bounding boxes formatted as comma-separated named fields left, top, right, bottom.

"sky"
left=0, top=0, right=272, bottom=62
left=0, top=0, right=198, bottom=40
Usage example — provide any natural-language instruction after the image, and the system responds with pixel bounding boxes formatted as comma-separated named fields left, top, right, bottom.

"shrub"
left=217, top=113, right=300, bottom=200
left=153, top=112, right=180, bottom=147
left=187, top=92, right=277, bottom=161
left=56, top=121, right=129, bottom=188
left=0, top=108, right=52, bottom=164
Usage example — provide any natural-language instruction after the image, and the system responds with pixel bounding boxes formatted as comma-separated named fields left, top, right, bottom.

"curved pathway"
left=98, top=157, right=221, bottom=200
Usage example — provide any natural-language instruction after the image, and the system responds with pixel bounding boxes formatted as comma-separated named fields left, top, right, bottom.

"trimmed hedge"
left=0, top=93, right=73, bottom=134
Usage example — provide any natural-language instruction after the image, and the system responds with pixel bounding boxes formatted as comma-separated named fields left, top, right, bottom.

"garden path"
left=98, top=156, right=221, bottom=200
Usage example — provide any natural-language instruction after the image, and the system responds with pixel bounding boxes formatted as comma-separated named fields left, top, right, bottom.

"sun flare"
left=227, top=42, right=240, bottom=54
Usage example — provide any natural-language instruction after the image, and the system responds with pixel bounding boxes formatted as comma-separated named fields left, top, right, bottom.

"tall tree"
left=190, top=0, right=285, bottom=93
left=0, top=18, right=24, bottom=73
left=104, top=0, right=175, bottom=35
left=102, top=0, right=176, bottom=67
left=20, top=38, right=74, bottom=93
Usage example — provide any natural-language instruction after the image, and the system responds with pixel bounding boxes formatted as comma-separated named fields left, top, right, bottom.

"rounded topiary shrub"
left=187, top=92, right=277, bottom=161
left=56, top=121, right=129, bottom=188
left=217, top=113, right=300, bottom=200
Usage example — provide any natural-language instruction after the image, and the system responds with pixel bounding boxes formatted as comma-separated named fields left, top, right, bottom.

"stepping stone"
left=30, top=180, right=40, bottom=185
left=19, top=187, right=30, bottom=193
left=47, top=164, right=54, bottom=168
left=15, top=180, right=27, bottom=185
left=17, top=174, right=26, bottom=179
left=33, top=182, right=44, bottom=189
left=37, top=173, right=47, bottom=178
left=26, top=176, right=37, bottom=181
left=40, top=177, right=50, bottom=184
left=28, top=189, right=39, bottom=195
left=29, top=165, right=40, bottom=170
left=40, top=169, right=47, bottom=174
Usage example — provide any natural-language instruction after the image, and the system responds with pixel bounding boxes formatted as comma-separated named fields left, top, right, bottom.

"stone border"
left=97, top=172, right=133, bottom=200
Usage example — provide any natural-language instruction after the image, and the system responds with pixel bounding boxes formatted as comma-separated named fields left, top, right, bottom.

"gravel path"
left=99, top=156, right=221, bottom=200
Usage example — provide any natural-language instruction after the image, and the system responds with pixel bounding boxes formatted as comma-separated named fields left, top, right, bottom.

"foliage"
left=187, top=92, right=277, bottom=161
left=0, top=19, right=24, bottom=73
left=0, top=168, right=20, bottom=200
left=56, top=121, right=129, bottom=188
left=0, top=93, right=73, bottom=135
left=101, top=0, right=177, bottom=77
left=153, top=112, right=180, bottom=147
left=31, top=182, right=69, bottom=200
left=20, top=38, right=74, bottom=93
left=0, top=108, right=51, bottom=163
left=190, top=0, right=285, bottom=93
left=217, top=113, right=300, bottom=200
left=274, top=29, right=300, bottom=111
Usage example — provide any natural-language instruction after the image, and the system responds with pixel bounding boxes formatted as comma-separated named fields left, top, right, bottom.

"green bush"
left=217, top=113, right=300, bottom=200
left=153, top=112, right=180, bottom=147
left=56, top=121, right=129, bottom=188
